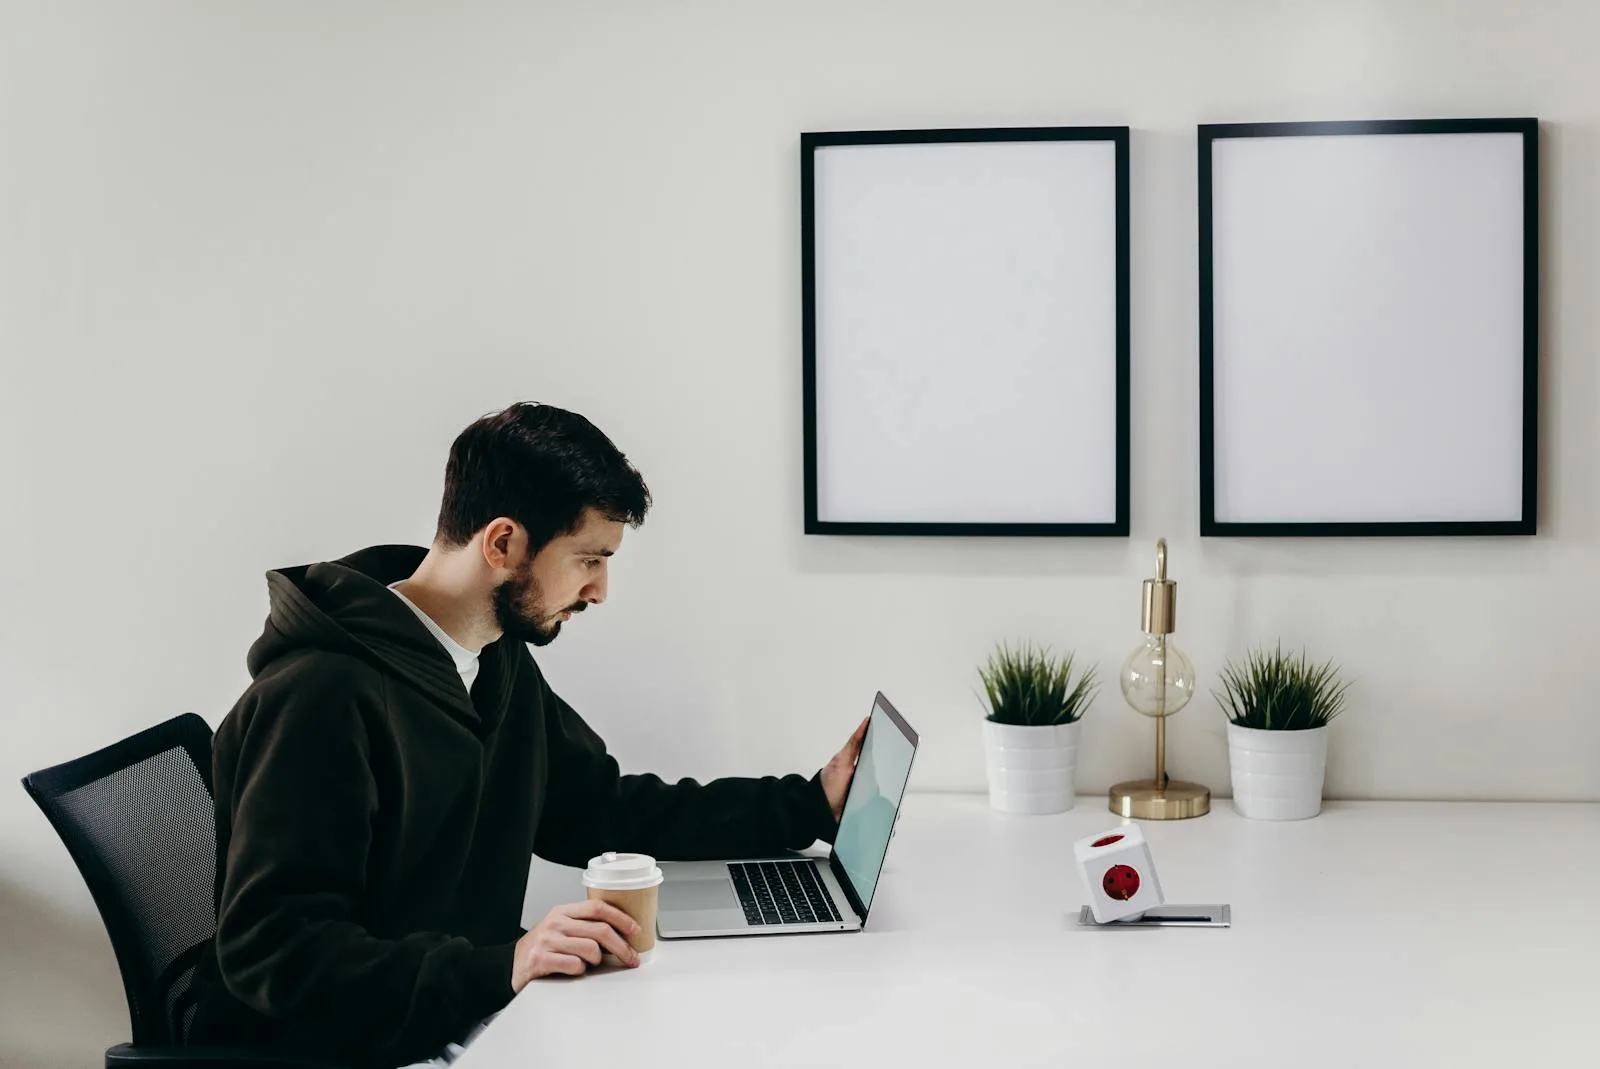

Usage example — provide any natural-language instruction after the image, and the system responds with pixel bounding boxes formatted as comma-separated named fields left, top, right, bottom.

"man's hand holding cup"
left=512, top=899, right=642, bottom=990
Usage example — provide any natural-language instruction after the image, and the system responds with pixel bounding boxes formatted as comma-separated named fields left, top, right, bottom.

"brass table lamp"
left=1109, top=538, right=1210, bottom=820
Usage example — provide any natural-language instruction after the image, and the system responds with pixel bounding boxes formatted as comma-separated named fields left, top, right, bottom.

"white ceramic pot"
left=1226, top=722, right=1329, bottom=821
left=982, top=719, right=1081, bottom=814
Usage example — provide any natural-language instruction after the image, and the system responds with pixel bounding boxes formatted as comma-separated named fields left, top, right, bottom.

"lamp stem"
left=1154, top=634, right=1168, bottom=789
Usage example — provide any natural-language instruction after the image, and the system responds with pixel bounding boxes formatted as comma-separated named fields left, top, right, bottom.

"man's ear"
left=479, top=518, right=522, bottom=571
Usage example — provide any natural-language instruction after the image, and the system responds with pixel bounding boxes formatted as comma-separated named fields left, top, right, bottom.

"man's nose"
left=584, top=566, right=608, bottom=605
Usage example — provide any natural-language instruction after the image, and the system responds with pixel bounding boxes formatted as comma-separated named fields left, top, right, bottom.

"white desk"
left=467, top=793, right=1598, bottom=1068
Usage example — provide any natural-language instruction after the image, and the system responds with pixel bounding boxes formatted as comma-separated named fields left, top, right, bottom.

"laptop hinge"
left=827, top=851, right=869, bottom=923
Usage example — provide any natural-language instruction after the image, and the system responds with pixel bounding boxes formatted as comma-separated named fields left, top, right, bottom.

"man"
left=189, top=402, right=866, bottom=1068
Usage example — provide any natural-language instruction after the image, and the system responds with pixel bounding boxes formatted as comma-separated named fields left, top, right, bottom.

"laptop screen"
left=832, top=693, right=918, bottom=918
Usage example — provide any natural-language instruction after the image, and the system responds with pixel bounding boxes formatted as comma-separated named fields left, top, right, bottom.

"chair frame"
left=23, top=713, right=345, bottom=1069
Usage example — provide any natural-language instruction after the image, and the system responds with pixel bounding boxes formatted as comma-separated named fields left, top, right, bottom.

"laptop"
left=656, top=691, right=918, bottom=939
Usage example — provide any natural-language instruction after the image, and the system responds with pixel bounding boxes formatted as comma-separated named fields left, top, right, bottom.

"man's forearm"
left=536, top=766, right=837, bottom=866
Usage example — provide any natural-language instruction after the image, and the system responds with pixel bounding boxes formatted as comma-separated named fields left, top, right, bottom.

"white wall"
left=4, top=1, right=1598, bottom=1064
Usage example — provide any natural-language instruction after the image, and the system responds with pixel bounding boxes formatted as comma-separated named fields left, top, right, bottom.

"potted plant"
left=1215, top=642, right=1351, bottom=821
left=977, top=642, right=1099, bottom=814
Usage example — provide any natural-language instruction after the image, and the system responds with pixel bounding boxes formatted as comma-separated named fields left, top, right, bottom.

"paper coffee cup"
left=582, top=852, right=663, bottom=965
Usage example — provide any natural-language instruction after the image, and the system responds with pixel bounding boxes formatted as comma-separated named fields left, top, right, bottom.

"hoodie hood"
left=247, top=544, right=514, bottom=732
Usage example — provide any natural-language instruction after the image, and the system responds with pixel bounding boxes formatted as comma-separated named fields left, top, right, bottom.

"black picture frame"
left=801, top=126, right=1131, bottom=537
left=1198, top=117, right=1539, bottom=537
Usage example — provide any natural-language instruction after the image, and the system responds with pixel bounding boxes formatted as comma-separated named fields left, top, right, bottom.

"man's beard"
left=493, top=560, right=585, bottom=647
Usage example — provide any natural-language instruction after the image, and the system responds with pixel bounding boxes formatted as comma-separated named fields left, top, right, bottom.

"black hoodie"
left=188, top=545, right=839, bottom=1067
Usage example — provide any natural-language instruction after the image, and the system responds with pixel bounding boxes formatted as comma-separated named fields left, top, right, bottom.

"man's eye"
left=584, top=559, right=601, bottom=568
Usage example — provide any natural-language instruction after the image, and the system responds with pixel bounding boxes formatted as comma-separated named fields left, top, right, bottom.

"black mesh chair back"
left=23, top=713, right=219, bottom=1049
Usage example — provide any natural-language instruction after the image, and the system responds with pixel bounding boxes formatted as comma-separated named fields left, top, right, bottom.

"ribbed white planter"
left=982, top=719, right=1081, bottom=814
left=1227, top=722, right=1329, bottom=821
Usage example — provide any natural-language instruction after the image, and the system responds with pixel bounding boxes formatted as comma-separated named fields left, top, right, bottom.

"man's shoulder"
left=248, top=647, right=386, bottom=697
left=219, top=649, right=388, bottom=747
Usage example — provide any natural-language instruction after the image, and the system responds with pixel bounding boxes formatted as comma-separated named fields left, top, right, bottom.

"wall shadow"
left=0, top=875, right=128, bottom=1069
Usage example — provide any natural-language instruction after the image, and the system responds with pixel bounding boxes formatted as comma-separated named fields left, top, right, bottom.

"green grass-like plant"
left=977, top=642, right=1098, bottom=726
left=1215, top=642, right=1350, bottom=731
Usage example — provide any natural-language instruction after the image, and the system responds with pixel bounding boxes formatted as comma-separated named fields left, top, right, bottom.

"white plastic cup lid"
left=582, top=851, right=663, bottom=891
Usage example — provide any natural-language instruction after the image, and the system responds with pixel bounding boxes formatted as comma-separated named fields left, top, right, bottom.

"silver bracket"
left=1076, top=904, right=1231, bottom=928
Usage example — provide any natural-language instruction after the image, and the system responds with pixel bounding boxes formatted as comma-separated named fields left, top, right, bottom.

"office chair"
left=22, top=713, right=342, bottom=1069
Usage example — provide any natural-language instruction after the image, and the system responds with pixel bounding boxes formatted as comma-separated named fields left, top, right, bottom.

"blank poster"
left=1199, top=119, right=1538, bottom=536
left=802, top=128, right=1129, bottom=536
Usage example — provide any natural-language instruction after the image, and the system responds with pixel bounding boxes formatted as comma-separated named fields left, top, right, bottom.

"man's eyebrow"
left=574, top=547, right=615, bottom=557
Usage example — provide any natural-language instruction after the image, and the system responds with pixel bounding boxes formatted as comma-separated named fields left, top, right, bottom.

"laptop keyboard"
left=729, top=860, right=843, bottom=926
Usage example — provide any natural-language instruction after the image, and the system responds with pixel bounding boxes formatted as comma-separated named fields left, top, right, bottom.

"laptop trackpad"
left=662, top=878, right=738, bottom=912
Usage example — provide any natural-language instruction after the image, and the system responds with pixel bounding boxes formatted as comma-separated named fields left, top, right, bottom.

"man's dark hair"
left=434, top=402, right=651, bottom=551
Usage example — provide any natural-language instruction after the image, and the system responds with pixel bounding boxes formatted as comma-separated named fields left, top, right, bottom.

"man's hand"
left=820, top=717, right=869, bottom=823
left=511, top=900, right=641, bottom=991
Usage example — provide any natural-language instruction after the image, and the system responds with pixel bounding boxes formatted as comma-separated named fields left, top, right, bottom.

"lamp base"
left=1108, top=778, right=1210, bottom=820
